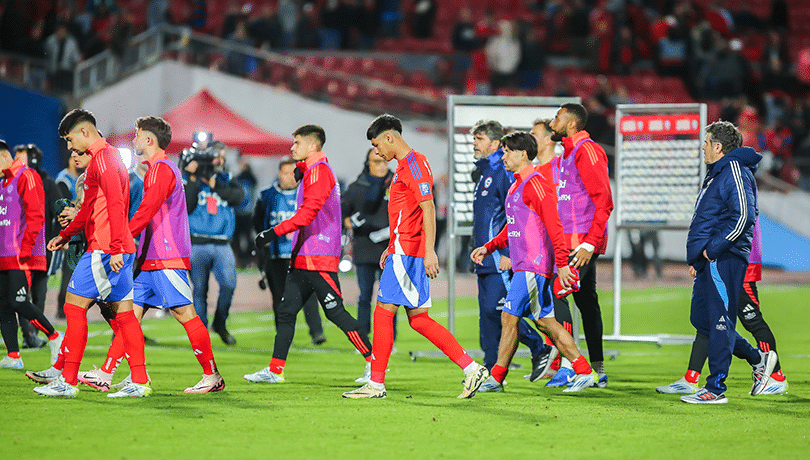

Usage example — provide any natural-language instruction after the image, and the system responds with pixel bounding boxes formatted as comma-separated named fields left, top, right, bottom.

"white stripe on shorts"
left=91, top=252, right=113, bottom=299
left=165, top=269, right=192, bottom=302
left=392, top=254, right=420, bottom=308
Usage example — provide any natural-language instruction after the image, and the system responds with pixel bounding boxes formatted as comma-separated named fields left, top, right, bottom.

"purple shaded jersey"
left=505, top=171, right=555, bottom=276
left=0, top=165, right=45, bottom=259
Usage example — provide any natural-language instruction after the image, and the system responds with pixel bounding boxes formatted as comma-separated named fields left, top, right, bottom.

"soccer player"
left=530, top=118, right=578, bottom=384
left=76, top=116, right=224, bottom=393
left=32, top=109, right=150, bottom=398
left=0, top=140, right=63, bottom=370
left=680, top=121, right=776, bottom=404
left=469, top=120, right=551, bottom=379
left=470, top=131, right=597, bottom=393
left=245, top=125, right=373, bottom=383
left=548, top=103, right=613, bottom=387
left=343, top=114, right=489, bottom=399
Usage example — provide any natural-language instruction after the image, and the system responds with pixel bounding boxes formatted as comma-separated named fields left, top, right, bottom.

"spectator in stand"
left=109, top=9, right=133, bottom=62
left=357, top=0, right=379, bottom=50
left=320, top=0, right=343, bottom=49
left=569, top=0, right=591, bottom=60
left=485, top=19, right=521, bottom=91
left=296, top=3, right=321, bottom=49
left=411, top=0, right=436, bottom=39
left=19, top=19, right=46, bottom=58
left=768, top=0, right=789, bottom=32
left=224, top=19, right=255, bottom=76
left=44, top=21, right=82, bottom=93
left=188, top=0, right=208, bottom=31
left=278, top=0, right=299, bottom=49
left=589, top=0, right=614, bottom=74
left=452, top=8, right=479, bottom=52
left=518, top=27, right=544, bottom=89
left=221, top=2, right=243, bottom=39
left=250, top=3, right=282, bottom=49
left=146, top=0, right=169, bottom=29
left=656, top=16, right=690, bottom=77
left=698, top=38, right=749, bottom=100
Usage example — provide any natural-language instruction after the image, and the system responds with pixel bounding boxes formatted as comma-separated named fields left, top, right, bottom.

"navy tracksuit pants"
left=478, top=272, right=545, bottom=370
left=690, top=253, right=749, bottom=395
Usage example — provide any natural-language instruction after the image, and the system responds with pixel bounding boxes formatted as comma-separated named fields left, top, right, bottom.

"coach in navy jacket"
left=683, top=121, right=761, bottom=404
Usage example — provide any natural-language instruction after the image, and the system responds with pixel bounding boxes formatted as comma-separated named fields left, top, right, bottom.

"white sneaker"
left=244, top=367, right=285, bottom=383
left=656, top=377, right=698, bottom=394
left=477, top=375, right=504, bottom=393
left=751, top=350, right=778, bottom=396
left=26, top=366, right=62, bottom=384
left=458, top=363, right=489, bottom=399
left=342, top=382, right=386, bottom=398
left=107, top=381, right=152, bottom=398
left=563, top=371, right=597, bottom=393
left=0, top=356, right=23, bottom=369
left=78, top=366, right=114, bottom=392
left=33, top=375, right=78, bottom=397
left=110, top=371, right=151, bottom=390
left=355, top=362, right=371, bottom=383
left=48, top=331, right=64, bottom=365
left=185, top=372, right=225, bottom=393
left=752, top=378, right=788, bottom=395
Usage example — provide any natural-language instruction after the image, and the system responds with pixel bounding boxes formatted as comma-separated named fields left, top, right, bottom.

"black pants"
left=688, top=281, right=781, bottom=374
left=18, top=270, right=48, bottom=337
left=271, top=269, right=371, bottom=361
left=264, top=258, right=323, bottom=338
left=0, top=270, right=55, bottom=354
left=570, top=254, right=604, bottom=363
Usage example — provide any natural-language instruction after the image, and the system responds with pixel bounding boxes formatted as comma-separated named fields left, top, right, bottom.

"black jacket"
left=341, top=168, right=393, bottom=265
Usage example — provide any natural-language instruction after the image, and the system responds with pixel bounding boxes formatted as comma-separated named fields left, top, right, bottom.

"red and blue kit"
left=129, top=152, right=193, bottom=308
left=0, top=159, right=46, bottom=272
left=485, top=165, right=569, bottom=319
left=61, top=138, right=136, bottom=302
left=378, top=150, right=434, bottom=309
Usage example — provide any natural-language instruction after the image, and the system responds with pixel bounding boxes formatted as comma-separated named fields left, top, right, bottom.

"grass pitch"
left=2, top=284, right=809, bottom=459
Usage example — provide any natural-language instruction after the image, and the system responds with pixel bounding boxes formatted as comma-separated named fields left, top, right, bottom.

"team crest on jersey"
left=484, top=177, right=492, bottom=188
left=419, top=182, right=430, bottom=196
left=392, top=172, right=398, bottom=183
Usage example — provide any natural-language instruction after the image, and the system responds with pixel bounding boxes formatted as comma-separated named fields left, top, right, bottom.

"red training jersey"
left=387, top=150, right=434, bottom=258
left=61, top=138, right=136, bottom=255
left=0, top=159, right=46, bottom=271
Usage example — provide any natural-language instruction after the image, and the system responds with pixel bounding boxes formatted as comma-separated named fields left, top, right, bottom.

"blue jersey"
left=129, top=170, right=144, bottom=220
left=472, top=149, right=513, bottom=274
left=258, top=182, right=298, bottom=258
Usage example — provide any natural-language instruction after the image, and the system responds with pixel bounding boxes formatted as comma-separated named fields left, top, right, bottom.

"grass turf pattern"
left=1, top=285, right=808, bottom=459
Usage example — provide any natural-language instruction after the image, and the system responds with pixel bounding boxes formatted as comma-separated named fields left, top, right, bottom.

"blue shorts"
left=377, top=254, right=431, bottom=309
left=67, top=251, right=135, bottom=302
left=134, top=269, right=193, bottom=309
left=504, top=271, right=555, bottom=321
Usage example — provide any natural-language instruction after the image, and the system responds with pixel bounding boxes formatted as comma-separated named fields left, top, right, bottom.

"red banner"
left=619, top=114, right=700, bottom=135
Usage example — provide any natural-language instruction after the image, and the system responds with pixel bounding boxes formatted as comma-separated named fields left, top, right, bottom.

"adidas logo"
left=69, top=280, right=75, bottom=289
left=324, top=293, right=335, bottom=302
left=16, top=287, right=27, bottom=302
left=194, top=349, right=203, bottom=356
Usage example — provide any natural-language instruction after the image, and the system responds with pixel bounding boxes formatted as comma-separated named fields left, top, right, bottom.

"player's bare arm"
left=419, top=199, right=439, bottom=279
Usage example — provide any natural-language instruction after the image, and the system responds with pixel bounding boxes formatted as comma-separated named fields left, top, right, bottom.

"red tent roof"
left=109, top=89, right=291, bottom=156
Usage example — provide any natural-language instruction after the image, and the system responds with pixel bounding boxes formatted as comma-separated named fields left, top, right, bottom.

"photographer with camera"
left=182, top=137, right=244, bottom=345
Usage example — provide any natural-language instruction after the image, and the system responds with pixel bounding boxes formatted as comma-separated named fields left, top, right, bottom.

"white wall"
left=82, top=61, right=447, bottom=189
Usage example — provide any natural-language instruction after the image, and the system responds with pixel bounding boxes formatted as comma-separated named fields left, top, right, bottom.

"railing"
left=71, top=25, right=447, bottom=118
left=0, top=51, right=50, bottom=93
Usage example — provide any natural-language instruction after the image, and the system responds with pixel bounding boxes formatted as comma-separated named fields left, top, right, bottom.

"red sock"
left=101, top=317, right=125, bottom=374
left=183, top=316, right=217, bottom=374
left=684, top=370, right=700, bottom=384
left=771, top=369, right=786, bottom=381
left=408, top=312, right=473, bottom=369
left=62, top=303, right=88, bottom=385
left=116, top=310, right=148, bottom=384
left=370, top=307, right=395, bottom=384
left=269, top=358, right=286, bottom=375
left=571, top=355, right=592, bottom=375
left=8, top=352, right=21, bottom=359
left=491, top=364, right=508, bottom=383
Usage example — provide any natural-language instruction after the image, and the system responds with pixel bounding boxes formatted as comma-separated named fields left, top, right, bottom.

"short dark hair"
left=471, top=120, right=504, bottom=142
left=0, top=139, right=9, bottom=153
left=292, top=125, right=326, bottom=149
left=279, top=155, right=297, bottom=170
left=561, top=103, right=588, bottom=131
left=367, top=114, right=402, bottom=140
left=501, top=131, right=538, bottom=161
left=59, top=109, right=97, bottom=136
left=533, top=118, right=552, bottom=133
left=14, top=144, right=43, bottom=170
left=136, top=116, right=172, bottom=150
left=706, top=121, right=742, bottom=154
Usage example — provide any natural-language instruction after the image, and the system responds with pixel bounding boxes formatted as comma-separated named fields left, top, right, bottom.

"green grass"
left=3, top=285, right=809, bottom=459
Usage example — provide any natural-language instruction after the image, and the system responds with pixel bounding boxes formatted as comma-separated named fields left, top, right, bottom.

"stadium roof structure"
left=108, top=89, right=291, bottom=156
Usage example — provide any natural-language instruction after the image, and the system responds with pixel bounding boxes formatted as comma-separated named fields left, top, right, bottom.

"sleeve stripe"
left=529, top=177, right=546, bottom=199
left=726, top=160, right=747, bottom=241
left=407, top=154, right=422, bottom=180
left=583, top=143, right=599, bottom=165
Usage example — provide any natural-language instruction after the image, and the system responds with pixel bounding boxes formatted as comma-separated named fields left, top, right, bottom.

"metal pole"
left=613, top=229, right=623, bottom=336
